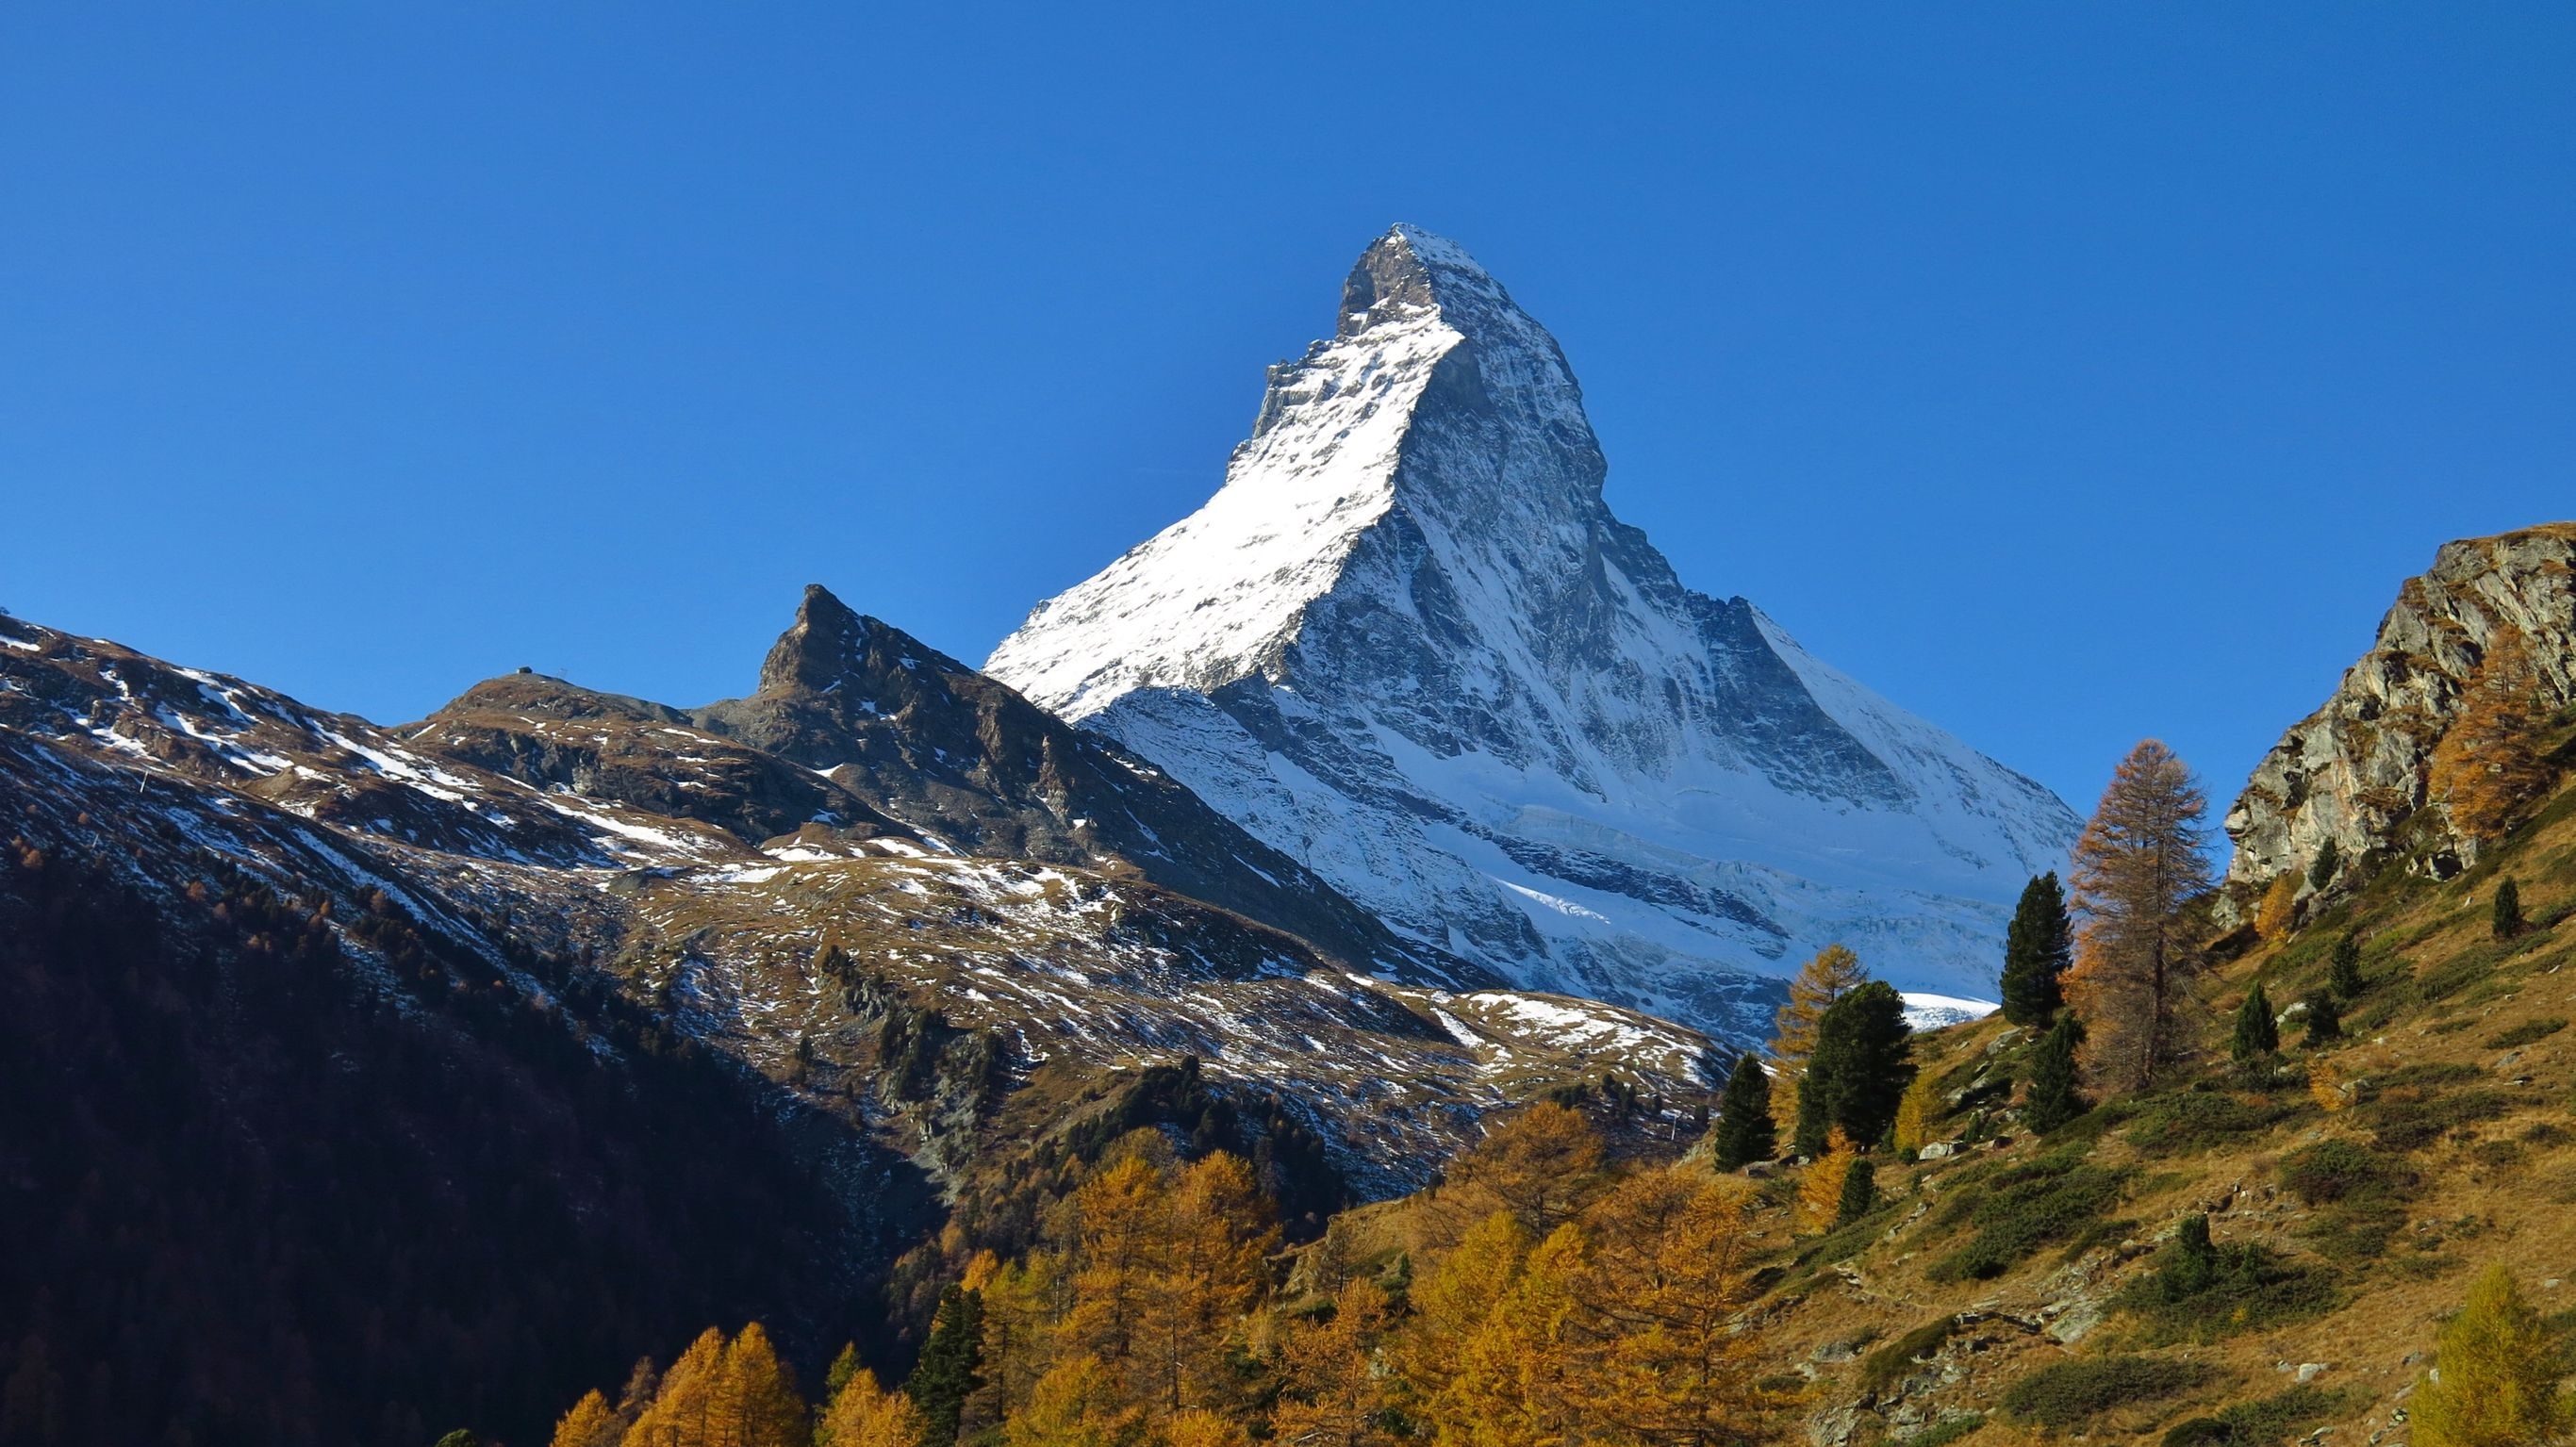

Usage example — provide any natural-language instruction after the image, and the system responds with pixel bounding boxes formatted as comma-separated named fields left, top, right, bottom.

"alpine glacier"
left=986, top=225, right=2080, bottom=1041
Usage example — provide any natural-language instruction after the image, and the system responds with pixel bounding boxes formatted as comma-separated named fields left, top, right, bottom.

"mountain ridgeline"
left=989, top=225, right=2080, bottom=1037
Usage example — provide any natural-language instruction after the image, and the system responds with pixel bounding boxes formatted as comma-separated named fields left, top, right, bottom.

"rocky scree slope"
left=988, top=225, right=2080, bottom=1043
left=2224, top=522, right=2576, bottom=916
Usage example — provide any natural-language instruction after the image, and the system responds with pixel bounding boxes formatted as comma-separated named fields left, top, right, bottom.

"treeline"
left=540, top=1102, right=1793, bottom=1447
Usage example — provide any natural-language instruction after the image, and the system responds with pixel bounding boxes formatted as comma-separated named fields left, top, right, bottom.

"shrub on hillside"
left=1925, top=1155, right=2127, bottom=1283
left=1858, top=1316, right=1959, bottom=1396
left=2159, top=1386, right=2344, bottom=1447
left=2484, top=1015, right=2568, bottom=1050
left=2279, top=1139, right=2409, bottom=1205
left=2001, top=1354, right=2213, bottom=1430
left=2122, top=1089, right=2301, bottom=1156
left=2117, top=1213, right=2337, bottom=1342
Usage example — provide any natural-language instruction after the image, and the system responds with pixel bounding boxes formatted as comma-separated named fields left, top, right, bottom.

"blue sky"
left=5, top=6, right=2570, bottom=819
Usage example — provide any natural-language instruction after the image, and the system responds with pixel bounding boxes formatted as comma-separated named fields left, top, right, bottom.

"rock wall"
left=2221, top=523, right=2576, bottom=907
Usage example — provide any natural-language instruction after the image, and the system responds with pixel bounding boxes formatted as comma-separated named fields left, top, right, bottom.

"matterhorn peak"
left=989, top=229, right=2079, bottom=1038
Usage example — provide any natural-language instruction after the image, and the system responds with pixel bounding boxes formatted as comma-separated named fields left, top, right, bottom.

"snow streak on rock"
left=990, top=226, right=2080, bottom=1042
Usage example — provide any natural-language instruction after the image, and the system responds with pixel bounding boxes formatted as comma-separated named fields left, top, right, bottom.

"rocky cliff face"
left=2222, top=522, right=2576, bottom=904
left=987, top=226, right=2080, bottom=1040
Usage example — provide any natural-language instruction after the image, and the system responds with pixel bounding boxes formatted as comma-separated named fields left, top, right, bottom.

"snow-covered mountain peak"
left=987, top=228, right=2080, bottom=1041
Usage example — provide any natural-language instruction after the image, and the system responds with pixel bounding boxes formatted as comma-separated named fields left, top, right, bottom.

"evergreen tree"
left=824, top=1344, right=861, bottom=1404
left=2232, top=983, right=2280, bottom=1064
left=2302, top=989, right=2341, bottom=1046
left=1768, top=944, right=1868, bottom=1134
left=907, top=1287, right=985, bottom=1447
left=2068, top=740, right=2215, bottom=1093
left=2493, top=878, right=2524, bottom=941
left=2023, top=1014, right=2087, bottom=1133
left=2306, top=837, right=2341, bottom=893
left=2412, top=1263, right=2574, bottom=1447
left=1804, top=980, right=1913, bottom=1152
left=2000, top=872, right=2073, bottom=1027
left=1835, top=1157, right=1876, bottom=1227
left=2328, top=933, right=2366, bottom=999
left=2165, top=1214, right=2219, bottom=1297
left=1708, top=1052, right=1776, bottom=1170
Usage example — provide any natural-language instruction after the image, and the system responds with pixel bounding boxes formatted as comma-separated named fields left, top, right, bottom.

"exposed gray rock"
left=2221, top=524, right=2576, bottom=915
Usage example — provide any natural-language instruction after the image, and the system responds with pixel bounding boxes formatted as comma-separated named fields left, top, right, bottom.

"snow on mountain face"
left=987, top=225, right=2080, bottom=1043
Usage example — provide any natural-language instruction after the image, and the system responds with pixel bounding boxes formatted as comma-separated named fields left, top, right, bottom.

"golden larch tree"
left=2412, top=1262, right=2574, bottom=1447
left=1004, top=1357, right=1140, bottom=1447
left=1564, top=1167, right=1795, bottom=1447
left=1440, top=1100, right=1603, bottom=1239
left=624, top=1327, right=727, bottom=1447
left=2067, top=740, right=2214, bottom=1093
left=552, top=1390, right=621, bottom=1447
left=707, top=1323, right=807, bottom=1447
left=1890, top=1071, right=1940, bottom=1158
left=1767, top=945, right=1867, bottom=1133
left=1061, top=1155, right=1168, bottom=1379
left=1138, top=1152, right=1276, bottom=1419
left=2253, top=873, right=2297, bottom=941
left=816, top=1368, right=924, bottom=1447
left=1795, top=1129, right=1858, bottom=1235
left=1433, top=1225, right=1583, bottom=1447
left=1271, top=1277, right=1394, bottom=1447
left=2429, top=626, right=2556, bottom=843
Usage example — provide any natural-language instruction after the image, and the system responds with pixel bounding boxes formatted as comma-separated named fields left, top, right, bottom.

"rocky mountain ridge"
left=2222, top=522, right=2576, bottom=913
left=989, top=225, right=2081, bottom=1039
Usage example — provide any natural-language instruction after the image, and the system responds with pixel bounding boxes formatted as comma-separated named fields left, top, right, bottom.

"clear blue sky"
left=6, top=6, right=2571, bottom=820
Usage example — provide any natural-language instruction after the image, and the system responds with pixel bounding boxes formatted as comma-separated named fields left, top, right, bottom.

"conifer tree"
left=709, top=1324, right=808, bottom=1447
left=1271, top=1278, right=1393, bottom=1447
left=824, top=1345, right=861, bottom=1404
left=1768, top=944, right=1868, bottom=1133
left=907, top=1288, right=985, bottom=1447
left=550, top=1392, right=619, bottom=1447
left=1835, top=1156, right=1876, bottom=1226
left=2306, top=837, right=2341, bottom=894
left=2001, top=873, right=2073, bottom=1026
left=2068, top=740, right=2215, bottom=1093
left=2493, top=878, right=2524, bottom=940
left=817, top=1367, right=923, bottom=1447
left=2023, top=1014, right=2087, bottom=1134
left=1441, top=1227, right=1581, bottom=1447
left=1797, top=1131, right=1858, bottom=1233
left=1891, top=1068, right=1941, bottom=1157
left=625, top=1327, right=726, bottom=1447
left=1002, top=1357, right=1136, bottom=1447
left=1445, top=1100, right=1602, bottom=1237
left=2429, top=627, right=2554, bottom=843
left=2411, top=1263, right=2574, bottom=1447
left=1795, top=980, right=1912, bottom=1156
left=2328, top=933, right=2366, bottom=999
left=2232, top=983, right=2279, bottom=1064
left=1708, top=1052, right=1775, bottom=1170
left=2254, top=874, right=2298, bottom=942
left=2302, top=989, right=2341, bottom=1047
left=1396, top=1209, right=1529, bottom=1411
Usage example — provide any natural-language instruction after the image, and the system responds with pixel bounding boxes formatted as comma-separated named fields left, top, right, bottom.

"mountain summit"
left=988, top=225, right=2080, bottom=1037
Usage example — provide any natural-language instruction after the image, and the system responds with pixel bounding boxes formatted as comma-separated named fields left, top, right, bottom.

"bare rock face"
left=2221, top=523, right=2576, bottom=907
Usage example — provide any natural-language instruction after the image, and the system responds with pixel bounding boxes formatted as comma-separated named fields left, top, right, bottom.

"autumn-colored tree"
left=2254, top=875, right=2297, bottom=942
left=1271, top=1278, right=1393, bottom=1447
left=625, top=1328, right=727, bottom=1447
left=1768, top=945, right=1867, bottom=1133
left=1561, top=1168, right=1795, bottom=1447
left=552, top=1390, right=621, bottom=1447
left=1396, top=1209, right=1530, bottom=1412
left=2429, top=627, right=2555, bottom=843
left=1004, top=1357, right=1140, bottom=1447
left=974, top=1252, right=1064, bottom=1428
left=1442, top=1100, right=1603, bottom=1239
left=2066, top=740, right=2214, bottom=1093
left=2000, top=873, right=2072, bottom=1027
left=708, top=1323, right=808, bottom=1447
left=1434, top=1226, right=1582, bottom=1447
left=1137, top=1153, right=1276, bottom=1417
left=817, top=1368, right=925, bottom=1447
left=1062, top=1158, right=1165, bottom=1377
left=1158, top=1408, right=1248, bottom=1447
left=2411, top=1263, right=2574, bottom=1447
left=1891, top=1068, right=1940, bottom=1157
left=1796, top=1130, right=1858, bottom=1234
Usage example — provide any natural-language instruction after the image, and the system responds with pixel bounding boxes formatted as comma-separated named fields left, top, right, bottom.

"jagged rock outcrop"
left=2222, top=523, right=2576, bottom=905
left=988, top=225, right=2080, bottom=1040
